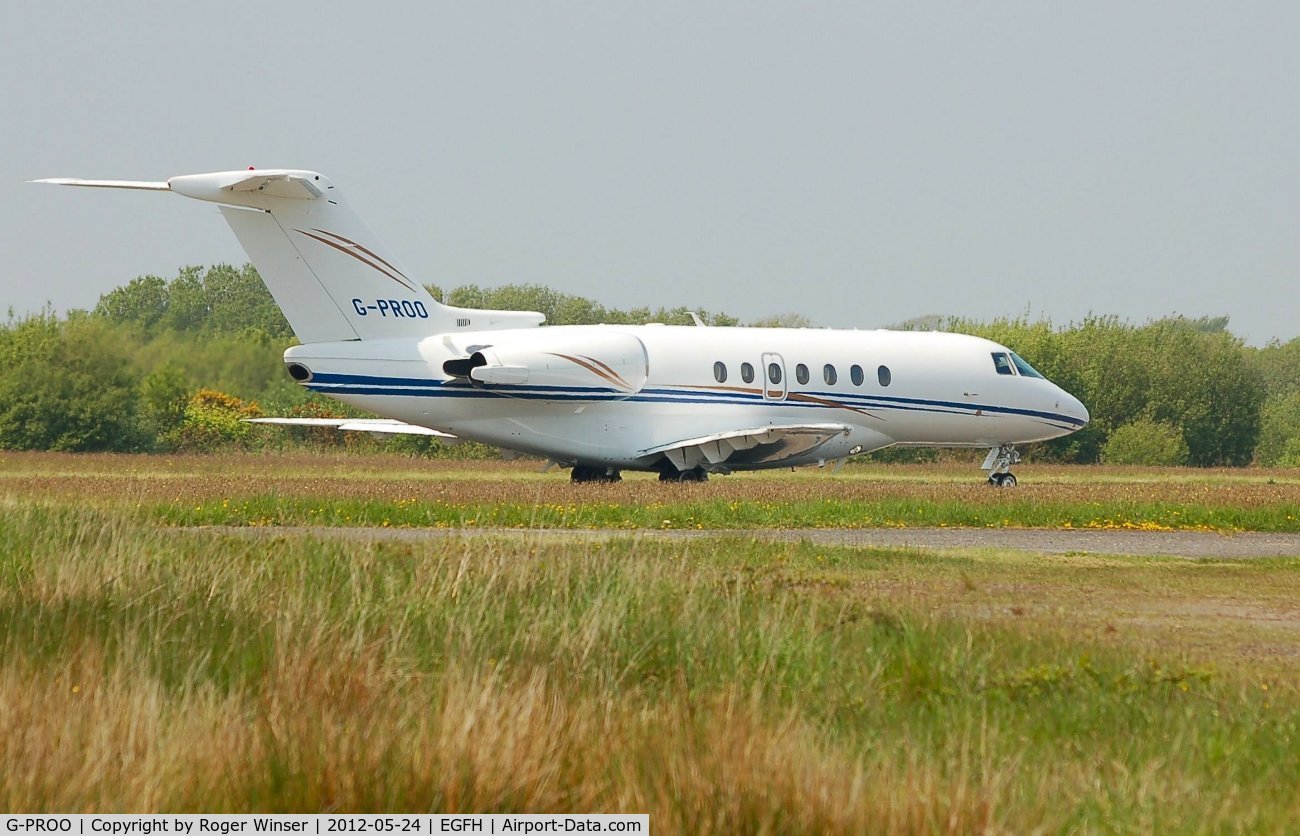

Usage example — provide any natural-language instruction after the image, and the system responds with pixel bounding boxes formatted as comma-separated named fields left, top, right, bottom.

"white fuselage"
left=285, top=324, right=1089, bottom=471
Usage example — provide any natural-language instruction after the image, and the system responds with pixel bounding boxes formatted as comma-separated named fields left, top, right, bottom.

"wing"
left=641, top=423, right=852, bottom=471
left=245, top=418, right=456, bottom=438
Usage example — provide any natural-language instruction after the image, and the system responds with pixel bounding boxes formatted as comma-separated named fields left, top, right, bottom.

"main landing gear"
left=569, top=464, right=709, bottom=483
left=659, top=466, right=709, bottom=483
left=982, top=444, right=1020, bottom=488
left=570, top=465, right=622, bottom=483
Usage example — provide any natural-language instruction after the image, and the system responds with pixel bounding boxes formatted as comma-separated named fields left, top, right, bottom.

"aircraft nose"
left=1062, top=389, right=1089, bottom=427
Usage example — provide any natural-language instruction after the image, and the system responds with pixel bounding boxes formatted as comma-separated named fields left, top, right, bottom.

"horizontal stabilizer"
left=34, top=171, right=325, bottom=200
left=31, top=178, right=170, bottom=191
left=642, top=423, right=852, bottom=471
left=246, top=417, right=456, bottom=438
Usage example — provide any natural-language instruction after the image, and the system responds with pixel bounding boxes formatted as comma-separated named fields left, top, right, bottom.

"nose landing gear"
left=982, top=445, right=1020, bottom=487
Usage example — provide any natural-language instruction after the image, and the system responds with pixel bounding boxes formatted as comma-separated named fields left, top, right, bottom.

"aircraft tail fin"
left=35, top=170, right=544, bottom=343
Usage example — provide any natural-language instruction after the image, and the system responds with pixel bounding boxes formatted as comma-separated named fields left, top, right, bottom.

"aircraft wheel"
left=988, top=472, right=1017, bottom=488
left=571, top=466, right=620, bottom=483
left=659, top=467, right=709, bottom=483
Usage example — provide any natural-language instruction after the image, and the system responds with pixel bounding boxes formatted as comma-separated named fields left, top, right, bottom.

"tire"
left=660, top=467, right=708, bottom=483
left=571, top=465, right=619, bottom=483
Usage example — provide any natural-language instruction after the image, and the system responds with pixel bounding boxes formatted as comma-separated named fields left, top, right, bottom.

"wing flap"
left=643, top=423, right=852, bottom=471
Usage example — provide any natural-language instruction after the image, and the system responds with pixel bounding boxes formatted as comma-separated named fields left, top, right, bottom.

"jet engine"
left=443, top=331, right=649, bottom=397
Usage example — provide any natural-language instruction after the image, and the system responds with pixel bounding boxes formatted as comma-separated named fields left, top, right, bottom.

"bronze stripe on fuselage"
left=664, top=383, right=882, bottom=419
left=787, top=392, right=883, bottom=420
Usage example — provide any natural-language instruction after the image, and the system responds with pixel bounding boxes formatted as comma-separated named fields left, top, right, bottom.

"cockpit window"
left=992, top=353, right=1015, bottom=375
left=1010, top=352, right=1045, bottom=379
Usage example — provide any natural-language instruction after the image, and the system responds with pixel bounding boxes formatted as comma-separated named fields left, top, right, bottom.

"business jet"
left=36, top=168, right=1088, bottom=485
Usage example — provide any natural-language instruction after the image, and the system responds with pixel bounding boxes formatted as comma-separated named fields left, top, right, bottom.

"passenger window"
left=878, top=365, right=891, bottom=387
left=850, top=365, right=864, bottom=386
left=992, top=353, right=1015, bottom=375
left=741, top=362, right=755, bottom=384
left=768, top=363, right=782, bottom=385
left=823, top=364, right=837, bottom=385
left=1011, top=352, right=1045, bottom=379
left=713, top=361, right=727, bottom=383
left=795, top=364, right=809, bottom=385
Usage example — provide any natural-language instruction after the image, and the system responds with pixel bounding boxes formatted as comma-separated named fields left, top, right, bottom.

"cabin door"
left=761, top=352, right=787, bottom=401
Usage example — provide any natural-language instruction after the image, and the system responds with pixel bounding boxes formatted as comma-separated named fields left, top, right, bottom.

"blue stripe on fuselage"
left=303, top=372, right=1085, bottom=431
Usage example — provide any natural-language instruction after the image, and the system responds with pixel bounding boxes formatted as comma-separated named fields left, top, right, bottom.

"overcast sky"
left=3, top=2, right=1297, bottom=343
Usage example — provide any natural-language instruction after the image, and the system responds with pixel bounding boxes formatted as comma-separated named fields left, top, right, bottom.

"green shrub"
left=1255, top=393, right=1300, bottom=466
left=1276, top=437, right=1300, bottom=468
left=0, top=315, right=146, bottom=452
left=866, top=446, right=939, bottom=464
left=163, top=388, right=262, bottom=452
left=1102, top=419, right=1190, bottom=466
left=138, top=365, right=192, bottom=443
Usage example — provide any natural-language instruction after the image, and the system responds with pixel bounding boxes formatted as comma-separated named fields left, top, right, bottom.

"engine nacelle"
left=443, top=331, right=649, bottom=397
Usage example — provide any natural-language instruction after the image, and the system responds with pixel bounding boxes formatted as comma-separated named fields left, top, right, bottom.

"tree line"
left=1, top=264, right=1296, bottom=466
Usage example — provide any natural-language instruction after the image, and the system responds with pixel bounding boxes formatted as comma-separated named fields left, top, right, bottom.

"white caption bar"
left=0, top=816, right=648, bottom=836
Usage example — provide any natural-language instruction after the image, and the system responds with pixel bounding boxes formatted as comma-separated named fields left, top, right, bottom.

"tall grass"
left=158, top=493, right=1300, bottom=532
left=4, top=501, right=1300, bottom=830
left=7, top=451, right=1300, bottom=532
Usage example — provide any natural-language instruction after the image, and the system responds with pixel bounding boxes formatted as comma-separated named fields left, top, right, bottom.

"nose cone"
left=1059, top=387, right=1089, bottom=428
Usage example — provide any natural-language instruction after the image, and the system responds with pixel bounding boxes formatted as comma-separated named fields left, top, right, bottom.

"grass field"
left=3, top=452, right=1300, bottom=831
left=5, top=451, right=1300, bottom=532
